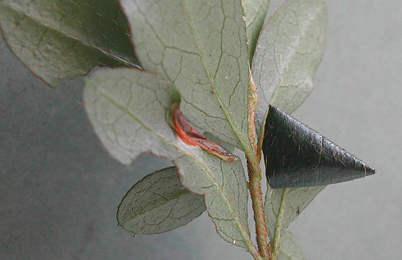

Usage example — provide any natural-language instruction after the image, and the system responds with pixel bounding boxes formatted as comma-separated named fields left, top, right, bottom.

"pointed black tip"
left=365, top=165, right=376, bottom=175
left=263, top=105, right=376, bottom=188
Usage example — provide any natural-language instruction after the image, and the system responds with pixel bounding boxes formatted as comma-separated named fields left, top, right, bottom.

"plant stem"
left=270, top=189, right=289, bottom=260
left=247, top=77, right=270, bottom=259
left=247, top=160, right=270, bottom=259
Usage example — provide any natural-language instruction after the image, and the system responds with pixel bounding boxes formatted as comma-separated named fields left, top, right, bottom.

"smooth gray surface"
left=1, top=1, right=401, bottom=260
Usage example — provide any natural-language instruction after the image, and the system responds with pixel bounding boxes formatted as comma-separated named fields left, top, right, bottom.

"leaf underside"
left=117, top=167, right=206, bottom=235
left=0, top=0, right=348, bottom=258
left=279, top=232, right=307, bottom=260
left=0, top=0, right=137, bottom=86
left=265, top=184, right=324, bottom=239
left=254, top=0, right=327, bottom=246
left=120, top=0, right=251, bottom=150
left=243, top=0, right=270, bottom=59
left=84, top=68, right=253, bottom=250
left=252, top=0, right=327, bottom=136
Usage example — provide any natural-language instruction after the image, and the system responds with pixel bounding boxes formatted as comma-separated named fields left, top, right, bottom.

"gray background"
left=1, top=0, right=401, bottom=259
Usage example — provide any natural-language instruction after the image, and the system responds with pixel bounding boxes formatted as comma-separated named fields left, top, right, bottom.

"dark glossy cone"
left=263, top=106, right=375, bottom=188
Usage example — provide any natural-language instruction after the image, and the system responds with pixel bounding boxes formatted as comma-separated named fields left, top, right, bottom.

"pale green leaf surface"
left=279, top=232, right=307, bottom=260
left=0, top=0, right=137, bottom=86
left=84, top=68, right=254, bottom=251
left=252, top=0, right=327, bottom=135
left=265, top=184, right=324, bottom=239
left=120, top=0, right=251, bottom=150
left=117, top=167, right=206, bottom=235
left=243, top=0, right=270, bottom=59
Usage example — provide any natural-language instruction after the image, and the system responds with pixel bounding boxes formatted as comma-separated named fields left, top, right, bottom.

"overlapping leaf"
left=279, top=232, right=307, bottom=260
left=243, top=0, right=270, bottom=59
left=120, top=0, right=251, bottom=150
left=265, top=184, right=324, bottom=239
left=248, top=0, right=327, bottom=244
left=252, top=0, right=327, bottom=135
left=117, top=167, right=205, bottom=234
left=0, top=0, right=137, bottom=86
left=84, top=69, right=256, bottom=253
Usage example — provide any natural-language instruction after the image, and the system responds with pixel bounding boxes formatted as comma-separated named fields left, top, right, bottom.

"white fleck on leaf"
left=117, top=167, right=205, bottom=234
left=84, top=68, right=255, bottom=252
left=279, top=232, right=307, bottom=260
left=265, top=184, right=325, bottom=239
left=0, top=0, right=137, bottom=87
left=120, top=0, right=252, bottom=150
left=252, top=0, right=327, bottom=135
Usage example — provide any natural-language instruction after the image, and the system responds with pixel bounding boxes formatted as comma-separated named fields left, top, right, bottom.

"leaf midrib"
left=92, top=84, right=255, bottom=252
left=179, top=0, right=254, bottom=156
left=120, top=189, right=197, bottom=225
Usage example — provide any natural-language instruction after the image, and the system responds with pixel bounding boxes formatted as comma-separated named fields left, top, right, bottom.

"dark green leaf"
left=0, top=0, right=137, bottom=86
left=263, top=106, right=375, bottom=188
left=117, top=167, right=205, bottom=235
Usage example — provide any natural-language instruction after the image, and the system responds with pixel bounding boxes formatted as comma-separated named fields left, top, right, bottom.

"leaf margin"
left=0, top=0, right=138, bottom=87
left=117, top=166, right=206, bottom=235
left=83, top=67, right=261, bottom=258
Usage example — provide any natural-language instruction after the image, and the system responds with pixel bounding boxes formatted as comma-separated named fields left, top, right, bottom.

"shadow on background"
left=1, top=1, right=402, bottom=259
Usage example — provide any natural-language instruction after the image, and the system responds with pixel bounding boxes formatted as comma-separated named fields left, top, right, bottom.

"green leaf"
left=84, top=68, right=257, bottom=254
left=0, top=0, right=137, bottom=86
left=256, top=0, right=327, bottom=250
left=265, top=184, right=324, bottom=240
left=279, top=232, right=307, bottom=260
left=252, top=0, right=327, bottom=135
left=243, top=0, right=270, bottom=59
left=120, top=0, right=251, bottom=150
left=117, top=167, right=205, bottom=235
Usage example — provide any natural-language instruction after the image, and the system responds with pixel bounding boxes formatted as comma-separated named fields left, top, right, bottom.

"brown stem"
left=247, top=160, right=270, bottom=258
left=248, top=76, right=270, bottom=259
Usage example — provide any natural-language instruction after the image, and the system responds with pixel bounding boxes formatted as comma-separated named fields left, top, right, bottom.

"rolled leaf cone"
left=263, top=106, right=375, bottom=188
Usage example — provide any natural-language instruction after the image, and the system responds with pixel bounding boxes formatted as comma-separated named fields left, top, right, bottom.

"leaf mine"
left=171, top=98, right=237, bottom=162
left=84, top=68, right=257, bottom=254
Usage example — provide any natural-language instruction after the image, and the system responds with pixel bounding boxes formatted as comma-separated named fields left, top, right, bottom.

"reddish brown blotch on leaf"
left=170, top=98, right=237, bottom=162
